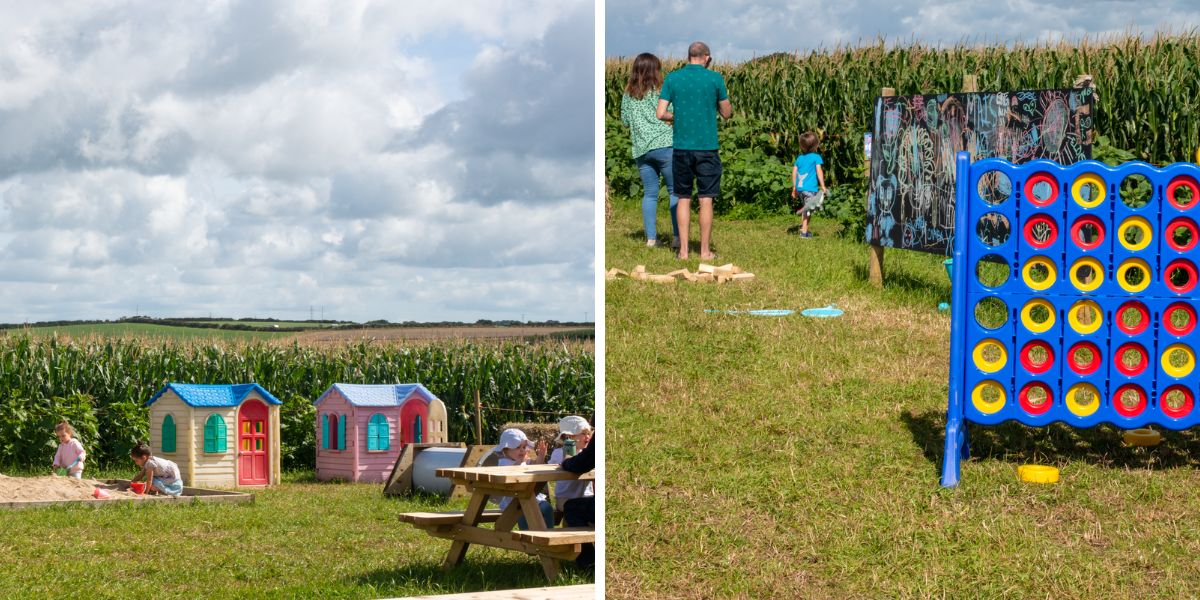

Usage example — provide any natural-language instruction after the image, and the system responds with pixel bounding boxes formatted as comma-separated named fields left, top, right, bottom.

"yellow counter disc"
left=1018, top=464, right=1060, bottom=484
left=1123, top=428, right=1162, bottom=447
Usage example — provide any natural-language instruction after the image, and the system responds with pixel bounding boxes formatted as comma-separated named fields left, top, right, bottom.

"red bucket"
left=130, top=482, right=146, bottom=494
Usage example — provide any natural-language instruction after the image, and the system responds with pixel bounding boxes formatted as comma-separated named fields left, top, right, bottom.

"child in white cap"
left=546, top=416, right=594, bottom=521
left=492, top=428, right=554, bottom=530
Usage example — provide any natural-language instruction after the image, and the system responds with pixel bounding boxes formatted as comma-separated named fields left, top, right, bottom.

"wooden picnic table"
left=402, top=464, right=595, bottom=580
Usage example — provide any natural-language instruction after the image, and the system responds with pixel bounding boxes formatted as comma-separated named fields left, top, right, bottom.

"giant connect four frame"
left=942, top=151, right=1200, bottom=487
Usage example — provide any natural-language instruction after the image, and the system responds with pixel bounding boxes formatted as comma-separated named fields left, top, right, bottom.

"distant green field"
left=182, top=320, right=328, bottom=328
left=4, top=323, right=288, bottom=341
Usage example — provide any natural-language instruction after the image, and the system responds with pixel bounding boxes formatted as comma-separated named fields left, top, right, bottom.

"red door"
left=400, top=400, right=429, bottom=445
left=238, top=400, right=269, bottom=485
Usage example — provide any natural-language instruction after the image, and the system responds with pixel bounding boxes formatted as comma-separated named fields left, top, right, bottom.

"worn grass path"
left=0, top=470, right=591, bottom=598
left=605, top=199, right=1200, bottom=598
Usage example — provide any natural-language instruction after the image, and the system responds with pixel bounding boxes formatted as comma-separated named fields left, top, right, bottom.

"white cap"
left=558, top=416, right=592, bottom=437
left=493, top=428, right=529, bottom=455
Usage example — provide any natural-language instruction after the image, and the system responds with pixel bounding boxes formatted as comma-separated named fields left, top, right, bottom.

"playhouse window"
left=203, top=414, right=227, bottom=453
left=413, top=414, right=423, bottom=443
left=161, top=414, right=176, bottom=453
left=327, top=413, right=346, bottom=451
left=367, top=413, right=390, bottom=451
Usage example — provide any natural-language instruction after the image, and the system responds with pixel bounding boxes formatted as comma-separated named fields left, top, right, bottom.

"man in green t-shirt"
left=657, top=41, right=732, bottom=260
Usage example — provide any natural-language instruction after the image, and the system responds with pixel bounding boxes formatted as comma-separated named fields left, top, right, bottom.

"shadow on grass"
left=852, top=264, right=949, bottom=297
left=901, top=409, right=1200, bottom=474
left=348, top=558, right=591, bottom=594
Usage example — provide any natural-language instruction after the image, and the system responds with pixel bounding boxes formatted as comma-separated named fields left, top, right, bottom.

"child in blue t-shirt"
left=791, top=131, right=827, bottom=238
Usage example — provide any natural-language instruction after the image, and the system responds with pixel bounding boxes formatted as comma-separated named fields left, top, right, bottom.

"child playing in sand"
left=546, top=416, right=594, bottom=523
left=130, top=442, right=183, bottom=497
left=491, top=428, right=554, bottom=529
left=51, top=421, right=86, bottom=478
left=791, top=131, right=827, bottom=238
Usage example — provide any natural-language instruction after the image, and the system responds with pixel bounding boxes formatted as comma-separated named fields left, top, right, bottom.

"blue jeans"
left=517, top=499, right=555, bottom=530
left=636, top=147, right=678, bottom=241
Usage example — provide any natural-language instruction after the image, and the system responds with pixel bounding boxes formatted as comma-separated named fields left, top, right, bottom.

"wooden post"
left=867, top=86, right=895, bottom=288
left=474, top=389, right=483, bottom=446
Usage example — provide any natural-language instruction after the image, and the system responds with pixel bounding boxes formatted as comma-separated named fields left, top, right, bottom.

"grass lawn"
left=6, top=323, right=290, bottom=342
left=605, top=199, right=1200, bottom=598
left=0, top=470, right=591, bottom=598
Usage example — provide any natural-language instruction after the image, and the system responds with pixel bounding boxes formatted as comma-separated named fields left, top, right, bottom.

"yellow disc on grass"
left=1123, top=428, right=1162, bottom=447
left=1161, top=344, right=1196, bottom=378
left=1065, top=383, right=1100, bottom=417
left=1022, top=256, right=1057, bottom=291
left=972, top=339, right=1008, bottom=373
left=1072, top=173, right=1107, bottom=208
left=1067, top=300, right=1103, bottom=335
left=1069, top=257, right=1105, bottom=292
left=1021, top=299, right=1056, bottom=334
left=1117, top=258, right=1152, bottom=293
left=1018, top=464, right=1060, bottom=484
left=971, top=381, right=1006, bottom=414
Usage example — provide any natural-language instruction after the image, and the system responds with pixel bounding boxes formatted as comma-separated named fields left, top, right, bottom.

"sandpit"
left=0, top=473, right=254, bottom=509
left=0, top=473, right=140, bottom=503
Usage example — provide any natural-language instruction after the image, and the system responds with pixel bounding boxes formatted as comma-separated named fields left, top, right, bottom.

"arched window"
left=413, top=414, right=423, bottom=443
left=367, top=414, right=390, bottom=451
left=329, top=414, right=340, bottom=450
left=161, top=414, right=176, bottom=453
left=203, top=413, right=226, bottom=453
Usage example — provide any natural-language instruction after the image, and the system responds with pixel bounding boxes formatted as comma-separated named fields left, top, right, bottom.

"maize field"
left=606, top=35, right=1200, bottom=203
left=0, top=335, right=594, bottom=470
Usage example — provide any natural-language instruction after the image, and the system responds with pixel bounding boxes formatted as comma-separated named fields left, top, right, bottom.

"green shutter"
left=321, top=414, right=329, bottom=450
left=204, top=414, right=226, bottom=454
left=379, top=415, right=390, bottom=451
left=337, top=414, right=346, bottom=450
left=162, top=415, right=176, bottom=453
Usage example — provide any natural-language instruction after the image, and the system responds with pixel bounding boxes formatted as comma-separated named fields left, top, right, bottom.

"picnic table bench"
left=398, top=464, right=595, bottom=580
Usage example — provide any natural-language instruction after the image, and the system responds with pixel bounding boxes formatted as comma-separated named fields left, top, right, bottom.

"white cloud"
left=0, top=1, right=595, bottom=323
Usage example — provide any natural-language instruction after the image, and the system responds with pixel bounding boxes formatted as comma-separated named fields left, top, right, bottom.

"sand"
left=0, top=473, right=143, bottom=503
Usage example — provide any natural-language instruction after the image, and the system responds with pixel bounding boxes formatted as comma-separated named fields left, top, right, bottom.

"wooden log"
left=633, top=264, right=646, bottom=273
left=695, top=272, right=714, bottom=282
left=647, top=274, right=677, bottom=284
left=665, top=269, right=690, bottom=280
left=731, top=273, right=756, bottom=282
left=697, top=263, right=716, bottom=273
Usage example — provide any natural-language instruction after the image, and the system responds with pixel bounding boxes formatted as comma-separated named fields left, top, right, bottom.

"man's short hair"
left=688, top=42, right=710, bottom=59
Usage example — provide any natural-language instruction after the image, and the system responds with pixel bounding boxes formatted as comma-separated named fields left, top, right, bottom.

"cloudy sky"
left=606, top=0, right=1200, bottom=60
left=0, top=1, right=594, bottom=324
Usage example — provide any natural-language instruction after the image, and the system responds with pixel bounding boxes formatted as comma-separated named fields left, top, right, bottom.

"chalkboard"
left=866, top=88, right=1095, bottom=255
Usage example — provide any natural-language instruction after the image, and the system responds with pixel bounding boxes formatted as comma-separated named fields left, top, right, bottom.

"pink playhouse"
left=313, top=383, right=448, bottom=482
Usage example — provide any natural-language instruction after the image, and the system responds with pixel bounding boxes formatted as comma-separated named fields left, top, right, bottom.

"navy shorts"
left=673, top=149, right=722, bottom=199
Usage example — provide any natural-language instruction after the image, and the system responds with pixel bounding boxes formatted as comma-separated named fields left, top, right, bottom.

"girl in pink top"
left=52, top=421, right=86, bottom=479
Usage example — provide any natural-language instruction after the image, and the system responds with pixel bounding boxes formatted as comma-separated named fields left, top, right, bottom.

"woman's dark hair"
left=130, top=442, right=153, bottom=459
left=626, top=53, right=663, bottom=100
left=799, top=131, right=821, bottom=154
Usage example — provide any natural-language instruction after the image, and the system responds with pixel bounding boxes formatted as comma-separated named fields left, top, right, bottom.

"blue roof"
left=147, top=383, right=282, bottom=407
left=314, top=383, right=439, bottom=408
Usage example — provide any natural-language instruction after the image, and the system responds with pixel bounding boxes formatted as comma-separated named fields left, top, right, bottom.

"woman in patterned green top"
left=620, top=53, right=678, bottom=248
